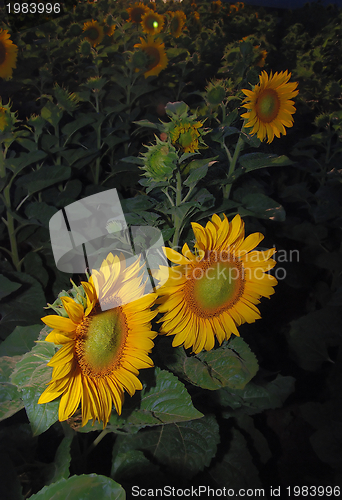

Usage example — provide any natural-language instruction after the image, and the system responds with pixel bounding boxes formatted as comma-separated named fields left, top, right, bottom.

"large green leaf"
left=217, top=374, right=296, bottom=416
left=162, top=337, right=258, bottom=391
left=112, top=449, right=162, bottom=484
left=286, top=306, right=342, bottom=371
left=0, top=324, right=41, bottom=357
left=112, top=415, right=219, bottom=479
left=10, top=330, right=59, bottom=436
left=29, top=474, right=125, bottom=500
left=209, top=428, right=262, bottom=489
left=16, top=165, right=71, bottom=196
left=79, top=368, right=203, bottom=434
left=0, top=272, right=46, bottom=340
left=0, top=356, right=24, bottom=422
left=239, top=193, right=286, bottom=221
left=0, top=274, right=21, bottom=300
left=238, top=153, right=294, bottom=171
left=44, top=434, right=73, bottom=485
left=6, top=150, right=47, bottom=176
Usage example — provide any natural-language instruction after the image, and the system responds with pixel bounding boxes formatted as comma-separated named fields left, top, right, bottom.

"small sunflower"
left=39, top=253, right=157, bottom=428
left=127, top=2, right=150, bottom=24
left=0, top=29, right=18, bottom=80
left=134, top=36, right=168, bottom=78
left=169, top=121, right=203, bottom=153
left=155, top=214, right=277, bottom=354
left=169, top=11, right=186, bottom=38
left=241, top=70, right=299, bottom=143
left=141, top=10, right=165, bottom=35
left=255, top=48, right=267, bottom=68
left=211, top=0, right=222, bottom=13
left=82, top=20, right=104, bottom=47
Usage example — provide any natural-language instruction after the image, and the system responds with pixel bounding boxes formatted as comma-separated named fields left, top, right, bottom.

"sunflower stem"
left=171, top=169, right=183, bottom=249
left=223, top=128, right=245, bottom=200
left=86, top=429, right=109, bottom=456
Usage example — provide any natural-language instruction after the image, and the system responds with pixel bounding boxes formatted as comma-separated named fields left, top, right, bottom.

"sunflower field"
left=0, top=0, right=342, bottom=498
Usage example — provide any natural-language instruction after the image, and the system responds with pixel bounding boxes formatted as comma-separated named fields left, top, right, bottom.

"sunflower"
left=241, top=70, right=299, bottom=143
left=38, top=253, right=157, bottom=428
left=127, top=2, right=150, bottom=24
left=0, top=29, right=18, bottom=80
left=155, top=214, right=277, bottom=354
left=134, top=36, right=168, bottom=78
left=82, top=20, right=104, bottom=47
left=141, top=10, right=165, bottom=35
left=169, top=11, right=186, bottom=38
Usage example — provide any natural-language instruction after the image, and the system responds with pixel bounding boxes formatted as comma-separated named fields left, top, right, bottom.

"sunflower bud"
left=206, top=83, right=226, bottom=106
left=80, top=40, right=91, bottom=56
left=141, top=137, right=178, bottom=182
left=106, top=219, right=123, bottom=234
left=69, top=23, right=82, bottom=36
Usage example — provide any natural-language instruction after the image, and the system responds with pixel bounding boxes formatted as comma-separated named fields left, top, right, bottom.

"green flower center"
left=0, top=42, right=6, bottom=65
left=256, top=88, right=280, bottom=123
left=76, top=307, right=127, bottom=376
left=187, top=256, right=244, bottom=317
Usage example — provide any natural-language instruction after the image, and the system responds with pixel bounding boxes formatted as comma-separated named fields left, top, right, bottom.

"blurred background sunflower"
left=0, top=29, right=18, bottom=80
left=82, top=20, right=104, bottom=47
left=134, top=36, right=168, bottom=78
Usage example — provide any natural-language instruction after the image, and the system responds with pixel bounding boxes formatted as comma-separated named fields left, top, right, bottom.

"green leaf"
left=183, top=159, right=217, bottom=187
left=218, top=374, right=296, bottom=416
left=79, top=368, right=203, bottom=434
left=112, top=449, right=161, bottom=483
left=45, top=435, right=73, bottom=485
left=17, top=165, right=71, bottom=196
left=0, top=356, right=24, bottom=422
left=239, top=193, right=286, bottom=221
left=0, top=324, right=41, bottom=357
left=209, top=428, right=262, bottom=488
left=41, top=101, right=63, bottom=128
left=0, top=274, right=21, bottom=300
left=23, top=252, right=49, bottom=288
left=10, top=330, right=59, bottom=436
left=62, top=114, right=95, bottom=140
left=0, top=272, right=46, bottom=340
left=193, top=337, right=258, bottom=390
left=133, top=119, right=163, bottom=132
left=286, top=307, right=342, bottom=371
left=25, top=202, right=58, bottom=228
left=6, top=150, right=47, bottom=176
left=112, top=415, right=219, bottom=479
left=239, top=153, right=294, bottom=171
left=29, top=474, right=125, bottom=500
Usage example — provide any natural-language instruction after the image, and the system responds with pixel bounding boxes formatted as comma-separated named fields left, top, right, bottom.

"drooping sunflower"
left=127, top=2, right=150, bottom=24
left=82, top=20, right=104, bottom=47
left=241, top=70, right=298, bottom=144
left=0, top=29, right=18, bottom=80
left=169, top=11, right=186, bottom=38
left=39, top=253, right=157, bottom=428
left=141, top=10, right=165, bottom=35
left=134, top=36, right=168, bottom=78
left=155, top=214, right=277, bottom=354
